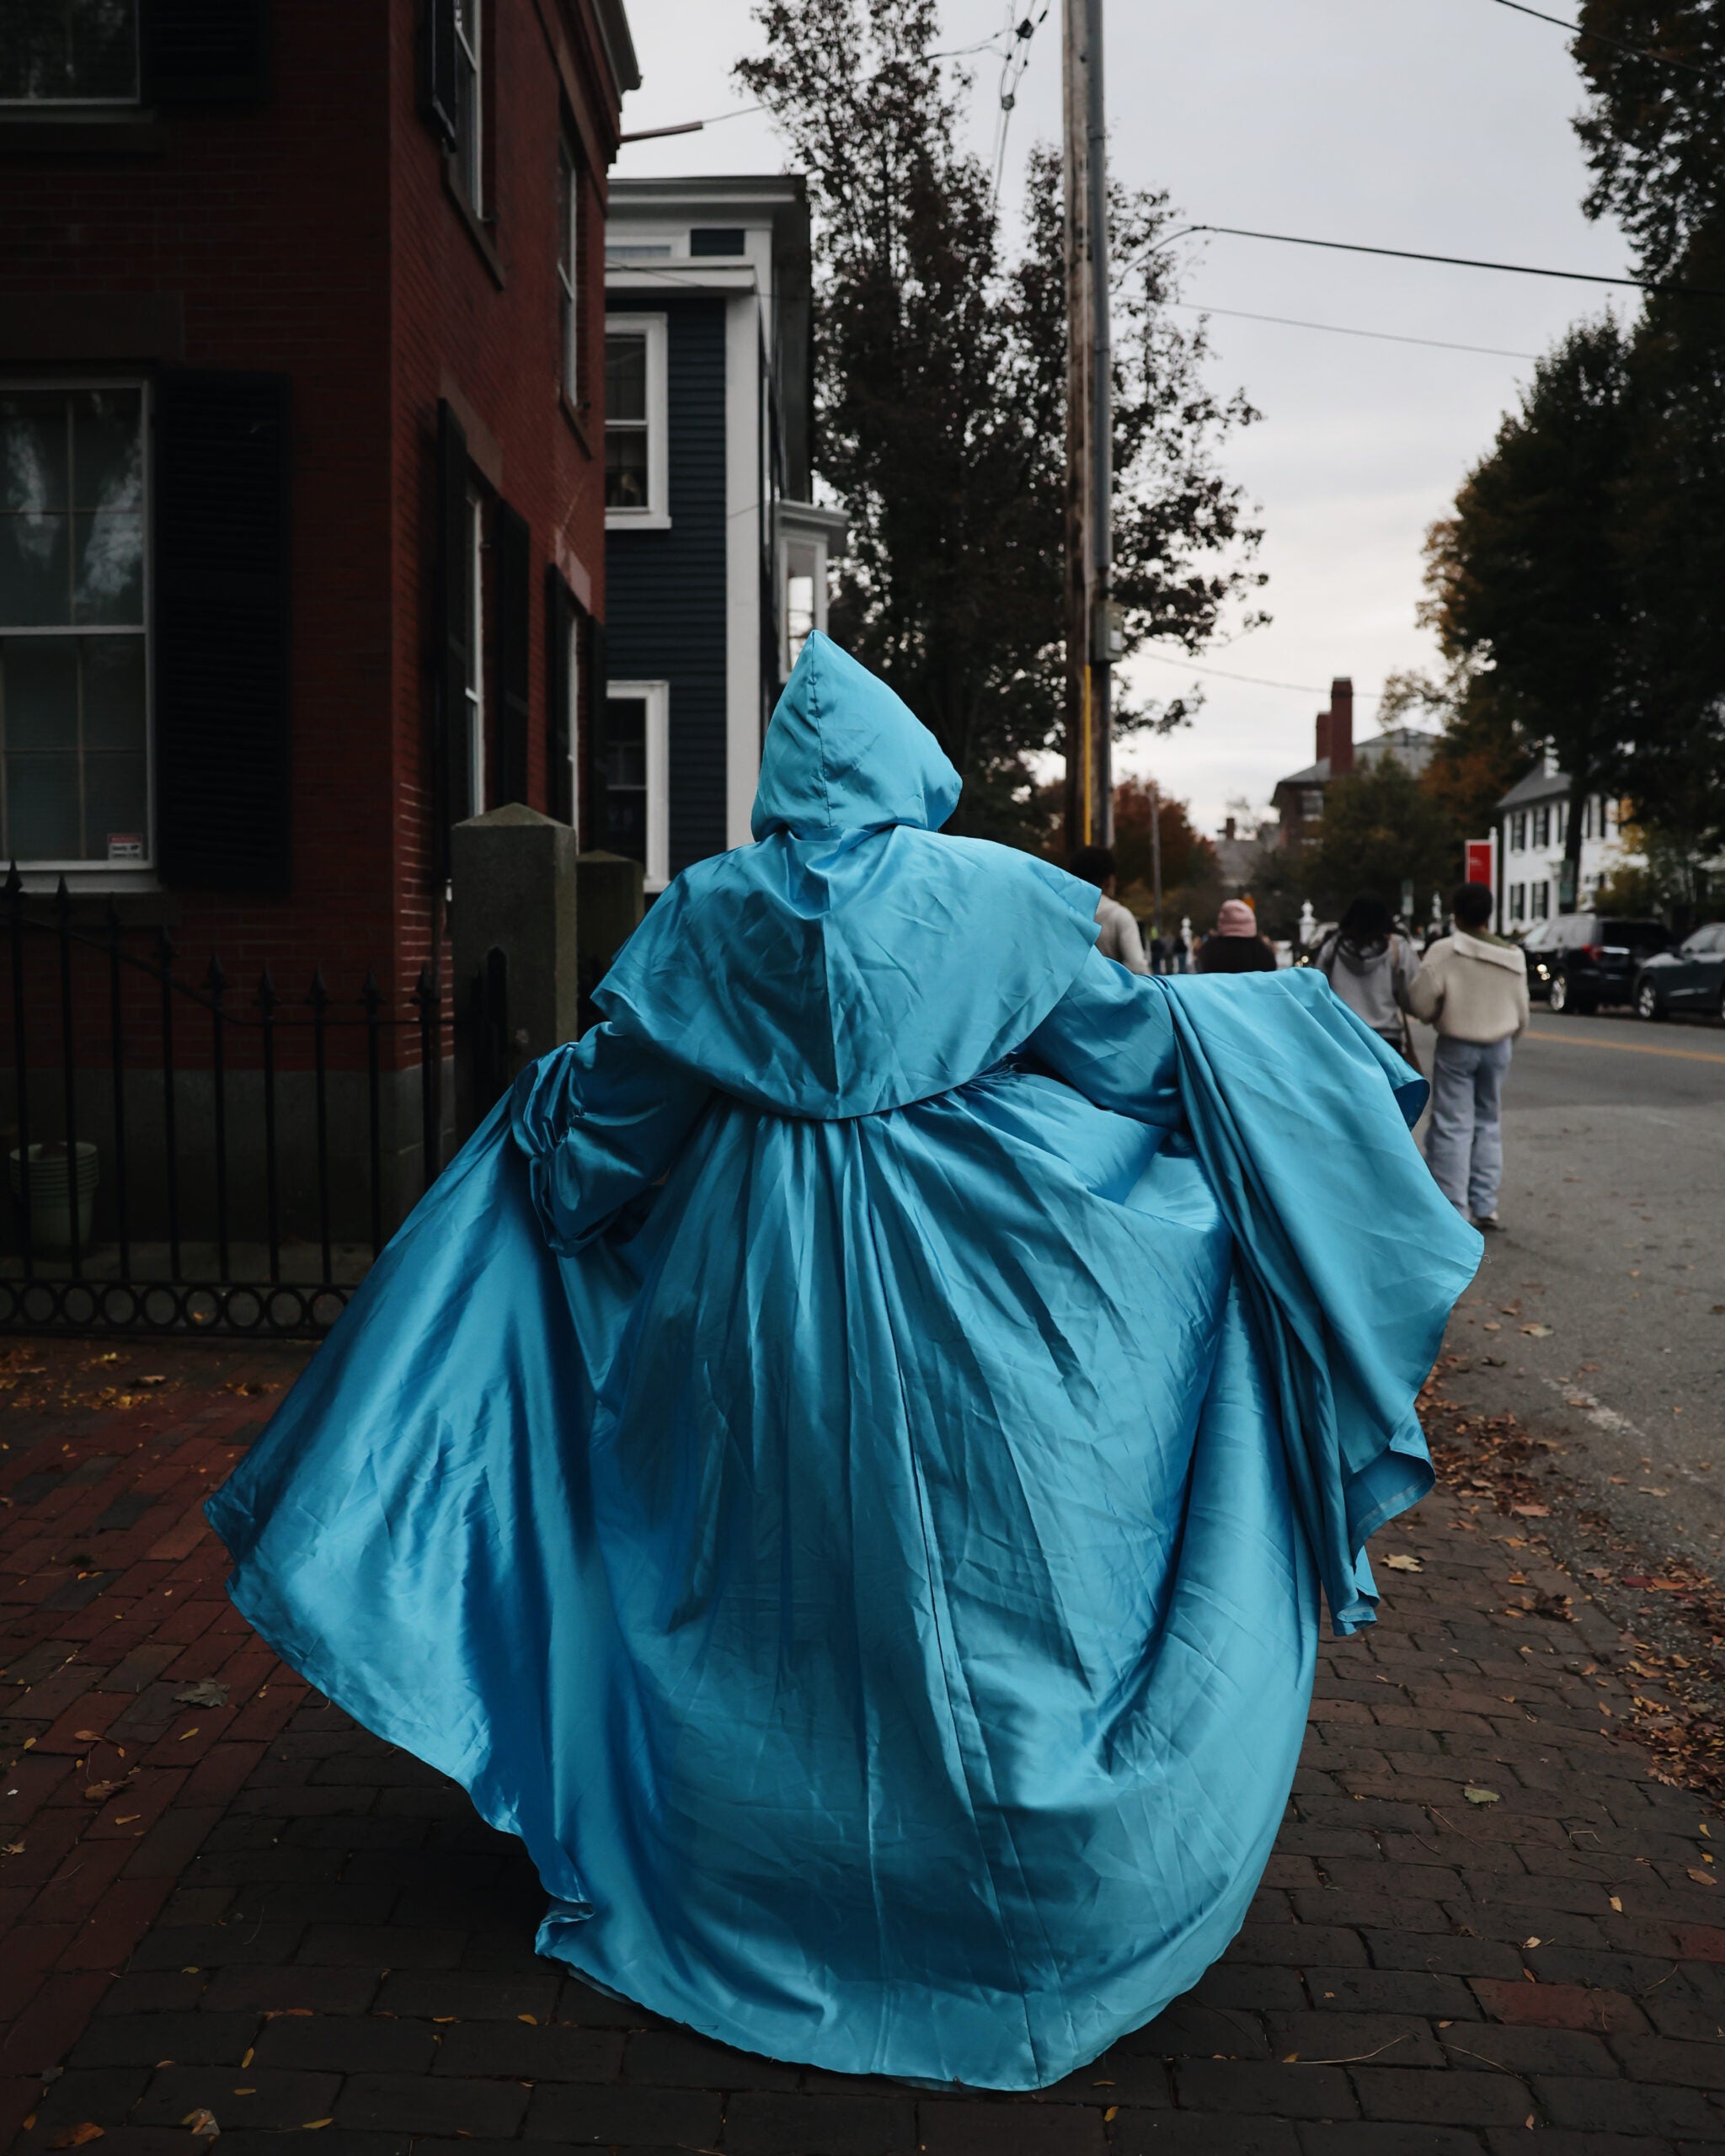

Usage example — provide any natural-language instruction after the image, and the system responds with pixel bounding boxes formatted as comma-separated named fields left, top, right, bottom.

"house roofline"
left=594, top=0, right=641, bottom=95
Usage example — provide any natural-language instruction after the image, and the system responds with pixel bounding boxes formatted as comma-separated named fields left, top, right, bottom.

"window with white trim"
left=604, top=315, right=669, bottom=526
left=558, top=141, right=584, bottom=408
left=0, top=0, right=139, bottom=103
left=462, top=485, right=484, bottom=815
left=1531, top=882, right=1550, bottom=919
left=563, top=603, right=580, bottom=834
left=0, top=382, right=150, bottom=867
left=1510, top=883, right=1525, bottom=921
left=1509, top=811, right=1526, bottom=851
left=453, top=0, right=483, bottom=212
left=601, top=680, right=668, bottom=890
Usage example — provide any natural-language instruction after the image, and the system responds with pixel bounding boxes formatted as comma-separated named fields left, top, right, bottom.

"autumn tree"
left=737, top=0, right=1264, bottom=844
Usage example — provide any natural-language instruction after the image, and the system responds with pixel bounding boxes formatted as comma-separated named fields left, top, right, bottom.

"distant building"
left=1269, top=677, right=1436, bottom=846
left=1213, top=814, right=1278, bottom=899
left=601, top=176, right=847, bottom=891
left=1493, top=760, right=1640, bottom=930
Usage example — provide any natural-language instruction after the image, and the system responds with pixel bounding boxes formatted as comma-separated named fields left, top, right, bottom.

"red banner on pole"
left=1465, top=840, right=1493, bottom=887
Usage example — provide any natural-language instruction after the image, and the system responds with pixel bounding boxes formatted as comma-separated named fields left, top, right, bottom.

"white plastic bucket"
left=8, top=1142, right=99, bottom=1252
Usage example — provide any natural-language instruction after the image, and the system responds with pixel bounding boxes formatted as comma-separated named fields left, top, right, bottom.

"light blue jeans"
left=1425, top=1034, right=1513, bottom=1219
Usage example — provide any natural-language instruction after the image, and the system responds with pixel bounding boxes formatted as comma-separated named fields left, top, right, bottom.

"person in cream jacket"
left=1407, top=882, right=1530, bottom=1230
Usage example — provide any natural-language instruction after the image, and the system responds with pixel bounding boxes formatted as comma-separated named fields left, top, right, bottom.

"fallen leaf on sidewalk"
left=1690, top=1870, right=1717, bottom=1887
left=1521, top=1936, right=1541, bottom=1949
left=1382, top=1555, right=1423, bottom=1573
left=83, top=1774, right=135, bottom=1801
left=179, top=2112, right=218, bottom=2138
left=1610, top=1897, right=1622, bottom=1911
left=1520, top=1323, right=1555, bottom=1337
left=49, top=2131, right=104, bottom=2150
left=1510, top=1503, right=1550, bottom=1518
left=173, top=1680, right=229, bottom=1708
left=1465, top=1786, right=1501, bottom=1805
left=1482, top=1321, right=1502, bottom=1332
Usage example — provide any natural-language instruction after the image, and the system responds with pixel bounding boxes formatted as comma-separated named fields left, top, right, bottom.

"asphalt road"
left=1429, top=1003, right=1725, bottom=1567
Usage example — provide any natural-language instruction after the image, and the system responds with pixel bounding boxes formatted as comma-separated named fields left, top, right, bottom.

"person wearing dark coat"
left=1195, top=899, right=1279, bottom=974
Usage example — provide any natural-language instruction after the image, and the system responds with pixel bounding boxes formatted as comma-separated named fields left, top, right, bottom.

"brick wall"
left=0, top=0, right=622, bottom=1071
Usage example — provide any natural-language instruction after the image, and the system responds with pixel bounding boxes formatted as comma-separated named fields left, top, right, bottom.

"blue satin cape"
left=207, top=632, right=1479, bottom=2091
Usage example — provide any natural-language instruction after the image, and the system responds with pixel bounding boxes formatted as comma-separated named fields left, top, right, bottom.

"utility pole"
left=1149, top=778, right=1164, bottom=947
left=1062, top=0, right=1113, bottom=852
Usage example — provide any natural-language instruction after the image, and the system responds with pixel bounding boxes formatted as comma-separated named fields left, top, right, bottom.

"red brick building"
left=0, top=0, right=634, bottom=988
left=0, top=0, right=637, bottom=1292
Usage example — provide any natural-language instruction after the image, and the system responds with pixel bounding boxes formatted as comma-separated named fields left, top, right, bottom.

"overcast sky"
left=613, top=0, right=1632, bottom=835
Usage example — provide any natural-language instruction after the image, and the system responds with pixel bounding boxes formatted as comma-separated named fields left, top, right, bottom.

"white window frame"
left=558, top=140, right=581, bottom=408
left=455, top=0, right=483, bottom=214
left=604, top=313, right=670, bottom=531
left=1, top=373, right=155, bottom=886
left=563, top=603, right=580, bottom=836
left=0, top=0, right=141, bottom=105
left=605, top=677, right=669, bottom=891
left=463, top=485, right=484, bottom=816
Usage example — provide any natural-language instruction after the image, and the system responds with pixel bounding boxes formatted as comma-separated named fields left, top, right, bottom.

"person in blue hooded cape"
left=207, top=632, right=1478, bottom=2093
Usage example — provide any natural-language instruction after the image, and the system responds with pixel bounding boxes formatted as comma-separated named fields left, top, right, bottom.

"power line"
left=1126, top=221, right=1724, bottom=297
left=1174, top=298, right=1538, bottom=360
left=1135, top=650, right=1387, bottom=702
left=1487, top=0, right=1711, bottom=77
left=618, top=35, right=1015, bottom=146
left=991, top=4, right=1051, bottom=207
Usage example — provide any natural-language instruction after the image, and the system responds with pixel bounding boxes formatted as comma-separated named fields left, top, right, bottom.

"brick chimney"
left=1328, top=677, right=1354, bottom=776
left=1224, top=815, right=1236, bottom=841
left=1314, top=707, right=1330, bottom=766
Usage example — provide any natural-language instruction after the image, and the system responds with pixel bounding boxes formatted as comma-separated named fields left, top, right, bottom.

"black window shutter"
left=585, top=614, right=608, bottom=851
left=435, top=398, right=470, bottom=868
left=495, top=500, right=531, bottom=808
left=425, top=0, right=458, bottom=147
left=546, top=568, right=575, bottom=828
left=141, top=0, right=270, bottom=102
left=154, top=370, right=291, bottom=893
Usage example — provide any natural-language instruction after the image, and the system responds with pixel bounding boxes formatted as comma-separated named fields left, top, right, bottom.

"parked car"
left=1521, top=914, right=1669, bottom=1012
left=1634, top=921, right=1725, bottom=1020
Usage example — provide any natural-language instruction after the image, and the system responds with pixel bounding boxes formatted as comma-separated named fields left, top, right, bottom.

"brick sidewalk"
left=3, top=1337, right=1725, bottom=2155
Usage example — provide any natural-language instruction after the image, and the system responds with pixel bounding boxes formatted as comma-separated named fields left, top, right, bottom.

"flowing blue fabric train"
left=206, top=633, right=1478, bottom=2091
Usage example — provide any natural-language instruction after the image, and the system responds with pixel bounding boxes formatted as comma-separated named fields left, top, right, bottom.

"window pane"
left=83, top=750, right=147, bottom=855
left=82, top=632, right=145, bottom=748
left=6, top=752, right=80, bottom=858
left=606, top=336, right=647, bottom=422
left=0, top=0, right=136, bottom=99
left=605, top=429, right=649, bottom=510
left=2, top=635, right=77, bottom=749
left=70, top=0, right=137, bottom=95
left=71, top=387, right=142, bottom=510
left=72, top=506, right=143, bottom=622
left=1, top=392, right=70, bottom=513
left=602, top=698, right=648, bottom=863
left=0, top=510, right=71, bottom=625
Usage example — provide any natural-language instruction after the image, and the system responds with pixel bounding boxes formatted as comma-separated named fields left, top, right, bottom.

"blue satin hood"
left=750, top=630, right=961, bottom=839
left=596, top=632, right=1100, bottom=1118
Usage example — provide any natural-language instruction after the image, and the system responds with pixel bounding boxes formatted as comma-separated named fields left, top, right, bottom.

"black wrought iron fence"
left=1, top=870, right=476, bottom=1337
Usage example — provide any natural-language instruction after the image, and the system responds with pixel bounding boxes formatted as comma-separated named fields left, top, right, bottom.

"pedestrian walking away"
left=205, top=634, right=1478, bottom=2095
left=1408, top=879, right=1530, bottom=1230
left=1313, top=894, right=1421, bottom=1067
left=1069, top=841, right=1150, bottom=973
left=1194, top=895, right=1279, bottom=972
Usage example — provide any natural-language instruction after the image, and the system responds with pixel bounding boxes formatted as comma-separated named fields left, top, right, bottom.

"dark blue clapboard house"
left=599, top=175, right=846, bottom=891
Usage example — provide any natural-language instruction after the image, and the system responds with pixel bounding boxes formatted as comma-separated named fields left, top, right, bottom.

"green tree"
left=736, top=0, right=1264, bottom=843
left=1573, top=2, right=1725, bottom=853
left=1296, top=755, right=1462, bottom=924
left=1420, top=318, right=1637, bottom=900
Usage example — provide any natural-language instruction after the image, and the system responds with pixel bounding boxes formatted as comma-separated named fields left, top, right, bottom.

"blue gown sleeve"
left=1027, top=954, right=1480, bottom=1635
left=510, top=1024, right=713, bottom=1254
